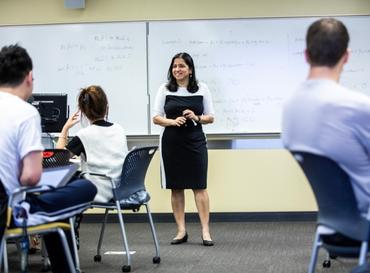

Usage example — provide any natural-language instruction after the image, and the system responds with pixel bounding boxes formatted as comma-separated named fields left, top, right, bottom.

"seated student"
left=0, top=45, right=97, bottom=273
left=56, top=85, right=128, bottom=203
left=282, top=18, right=370, bottom=244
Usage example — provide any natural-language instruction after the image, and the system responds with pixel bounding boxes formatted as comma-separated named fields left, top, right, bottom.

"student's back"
left=282, top=78, right=370, bottom=214
left=282, top=18, right=370, bottom=215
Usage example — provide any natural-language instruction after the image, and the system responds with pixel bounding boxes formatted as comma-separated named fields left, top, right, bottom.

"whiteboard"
left=0, top=22, right=148, bottom=135
left=148, top=16, right=370, bottom=134
left=1, top=17, right=369, bottom=135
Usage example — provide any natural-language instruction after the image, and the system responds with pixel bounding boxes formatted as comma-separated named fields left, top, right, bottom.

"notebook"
left=38, top=163, right=78, bottom=188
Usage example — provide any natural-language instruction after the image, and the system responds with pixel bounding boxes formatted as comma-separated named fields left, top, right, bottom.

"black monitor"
left=29, top=93, right=69, bottom=133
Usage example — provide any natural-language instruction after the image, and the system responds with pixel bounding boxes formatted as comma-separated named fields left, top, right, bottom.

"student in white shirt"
left=57, top=85, right=128, bottom=203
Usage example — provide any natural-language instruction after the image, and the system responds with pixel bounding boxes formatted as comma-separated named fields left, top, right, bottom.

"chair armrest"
left=12, top=185, right=54, bottom=194
left=9, top=185, right=55, bottom=206
left=130, top=146, right=137, bottom=152
left=80, top=172, right=108, bottom=178
left=366, top=205, right=370, bottom=220
left=80, top=172, right=119, bottom=189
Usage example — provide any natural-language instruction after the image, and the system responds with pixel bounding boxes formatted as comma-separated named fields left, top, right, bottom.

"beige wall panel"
left=88, top=150, right=316, bottom=214
left=88, top=150, right=317, bottom=213
left=0, top=0, right=369, bottom=25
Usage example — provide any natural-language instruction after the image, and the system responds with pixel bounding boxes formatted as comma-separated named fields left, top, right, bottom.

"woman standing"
left=153, top=52, right=215, bottom=246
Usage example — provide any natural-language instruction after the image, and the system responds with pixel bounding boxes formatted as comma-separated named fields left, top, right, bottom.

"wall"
left=145, top=150, right=315, bottom=213
left=0, top=0, right=369, bottom=24
left=1, top=0, right=369, bottom=213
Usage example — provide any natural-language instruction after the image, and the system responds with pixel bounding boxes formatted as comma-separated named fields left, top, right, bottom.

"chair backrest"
left=291, top=151, right=370, bottom=241
left=0, top=180, right=8, bottom=241
left=43, top=149, right=71, bottom=168
left=114, top=146, right=158, bottom=200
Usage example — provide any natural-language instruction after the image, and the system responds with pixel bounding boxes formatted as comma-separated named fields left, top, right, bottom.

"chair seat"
left=93, top=190, right=150, bottom=210
left=5, top=222, right=71, bottom=237
left=324, top=244, right=368, bottom=258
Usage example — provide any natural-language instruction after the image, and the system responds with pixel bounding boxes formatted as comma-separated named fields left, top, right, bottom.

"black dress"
left=160, top=95, right=208, bottom=189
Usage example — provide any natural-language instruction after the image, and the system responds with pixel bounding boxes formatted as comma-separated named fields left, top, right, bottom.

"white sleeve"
left=201, top=83, right=215, bottom=116
left=17, top=113, right=44, bottom=159
left=152, top=83, right=167, bottom=117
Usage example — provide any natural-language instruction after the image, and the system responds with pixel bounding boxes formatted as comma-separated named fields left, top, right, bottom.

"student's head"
left=78, top=85, right=108, bottom=121
left=166, top=52, right=199, bottom=93
left=306, top=18, right=349, bottom=68
left=0, top=44, right=33, bottom=88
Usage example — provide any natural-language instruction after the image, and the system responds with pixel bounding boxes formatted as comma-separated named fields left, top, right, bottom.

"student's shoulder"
left=337, top=85, right=370, bottom=113
left=112, top=122, right=126, bottom=133
left=13, top=96, right=40, bottom=120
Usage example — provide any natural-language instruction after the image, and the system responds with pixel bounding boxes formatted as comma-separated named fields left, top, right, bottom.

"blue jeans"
left=26, top=178, right=97, bottom=273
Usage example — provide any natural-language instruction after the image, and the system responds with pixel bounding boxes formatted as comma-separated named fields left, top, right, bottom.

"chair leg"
left=144, top=204, right=160, bottom=262
left=41, top=239, right=51, bottom=272
left=308, top=231, right=322, bottom=273
left=0, top=239, right=8, bottom=273
left=69, top=217, right=81, bottom=272
left=3, top=240, right=9, bottom=273
left=0, top=239, right=4, bottom=271
left=359, top=241, right=368, bottom=265
left=95, top=209, right=110, bottom=260
left=57, top=229, right=77, bottom=273
left=115, top=201, right=131, bottom=272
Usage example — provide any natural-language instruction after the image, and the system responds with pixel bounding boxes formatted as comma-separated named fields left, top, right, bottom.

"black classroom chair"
left=89, top=146, right=160, bottom=272
left=291, top=151, right=370, bottom=273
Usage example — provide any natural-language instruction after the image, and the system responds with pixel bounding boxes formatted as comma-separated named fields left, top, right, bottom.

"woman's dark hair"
left=166, top=52, right=199, bottom=93
left=306, top=18, right=349, bottom=67
left=78, top=85, right=108, bottom=121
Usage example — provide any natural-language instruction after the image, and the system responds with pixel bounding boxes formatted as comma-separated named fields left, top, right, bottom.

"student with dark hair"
left=57, top=85, right=128, bottom=203
left=0, top=44, right=97, bottom=273
left=282, top=18, right=370, bottom=217
left=153, top=52, right=215, bottom=246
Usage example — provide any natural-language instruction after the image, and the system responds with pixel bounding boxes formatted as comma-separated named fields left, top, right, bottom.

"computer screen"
left=29, top=93, right=69, bottom=133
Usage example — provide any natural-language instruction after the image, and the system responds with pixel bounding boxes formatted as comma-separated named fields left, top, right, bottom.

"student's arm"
left=18, top=112, right=44, bottom=186
left=19, top=151, right=43, bottom=186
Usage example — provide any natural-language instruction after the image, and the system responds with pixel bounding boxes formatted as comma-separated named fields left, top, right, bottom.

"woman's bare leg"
left=193, top=189, right=212, bottom=241
left=171, top=189, right=186, bottom=239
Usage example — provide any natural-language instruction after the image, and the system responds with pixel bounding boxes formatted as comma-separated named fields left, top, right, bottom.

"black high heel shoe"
left=202, top=237, right=214, bottom=246
left=171, top=232, right=188, bottom=245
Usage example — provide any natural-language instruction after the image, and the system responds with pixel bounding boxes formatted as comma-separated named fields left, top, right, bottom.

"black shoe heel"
left=202, top=237, right=214, bottom=246
left=171, top=232, right=188, bottom=245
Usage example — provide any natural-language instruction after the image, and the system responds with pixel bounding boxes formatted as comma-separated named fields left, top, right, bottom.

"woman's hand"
left=153, top=115, right=186, bottom=127
left=173, top=116, right=187, bottom=127
left=182, top=109, right=199, bottom=122
left=64, top=111, right=81, bottom=130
